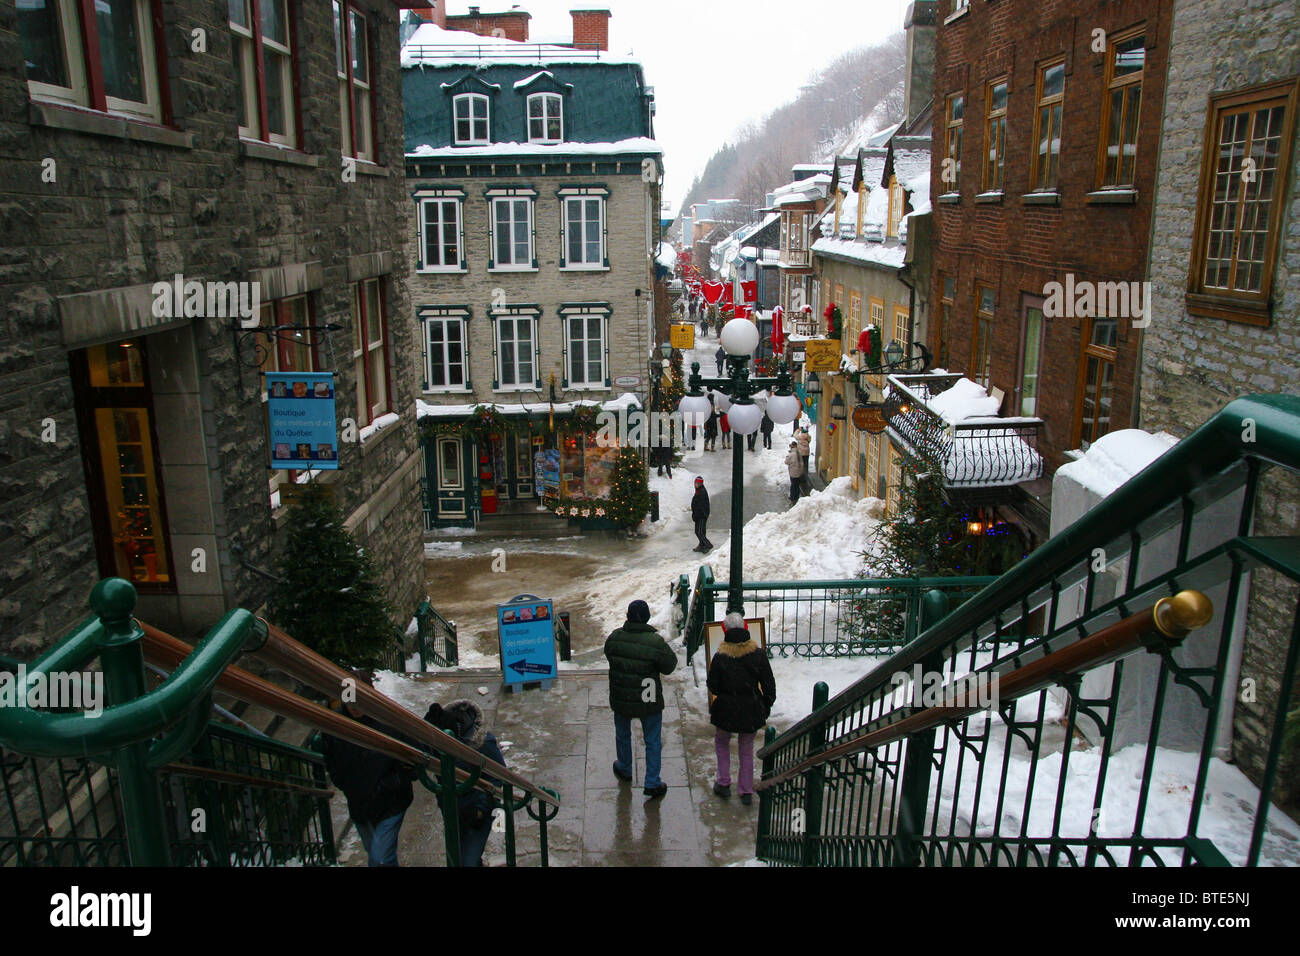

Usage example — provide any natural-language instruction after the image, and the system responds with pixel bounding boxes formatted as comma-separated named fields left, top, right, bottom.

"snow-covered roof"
left=812, top=236, right=906, bottom=268
left=655, top=242, right=677, bottom=271
left=771, top=173, right=831, bottom=207
left=402, top=22, right=641, bottom=68
left=512, top=70, right=573, bottom=91
left=1055, top=430, right=1179, bottom=498
left=408, top=136, right=661, bottom=159
left=417, top=392, right=642, bottom=420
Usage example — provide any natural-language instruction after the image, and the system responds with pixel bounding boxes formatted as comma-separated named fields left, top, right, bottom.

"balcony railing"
left=884, top=373, right=1044, bottom=487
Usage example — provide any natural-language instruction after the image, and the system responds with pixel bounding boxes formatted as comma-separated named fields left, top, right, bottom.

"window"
left=335, top=2, right=374, bottom=162
left=848, top=291, right=863, bottom=342
left=937, top=275, right=955, bottom=367
left=255, top=295, right=316, bottom=375
left=351, top=278, right=390, bottom=425
left=893, top=306, right=911, bottom=351
left=984, top=79, right=1008, bottom=192
left=437, top=437, right=463, bottom=490
left=454, top=93, right=489, bottom=145
left=19, top=0, right=164, bottom=121
left=887, top=176, right=904, bottom=237
left=1018, top=299, right=1045, bottom=416
left=868, top=297, right=885, bottom=333
left=423, top=311, right=468, bottom=391
left=231, top=0, right=297, bottom=146
left=495, top=312, right=536, bottom=390
left=1075, top=318, right=1118, bottom=449
left=944, top=94, right=964, bottom=192
left=562, top=193, right=606, bottom=268
left=491, top=195, right=535, bottom=270
left=1032, top=60, right=1065, bottom=191
left=417, top=194, right=464, bottom=271
left=972, top=287, right=995, bottom=387
left=565, top=311, right=607, bottom=388
left=72, top=339, right=173, bottom=589
left=528, top=92, right=563, bottom=143
left=1188, top=78, right=1300, bottom=326
left=1098, top=31, right=1145, bottom=188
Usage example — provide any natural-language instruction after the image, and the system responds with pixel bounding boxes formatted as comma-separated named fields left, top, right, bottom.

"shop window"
left=72, top=339, right=173, bottom=589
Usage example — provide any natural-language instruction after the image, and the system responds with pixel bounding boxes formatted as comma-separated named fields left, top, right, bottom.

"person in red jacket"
left=719, top=412, right=731, bottom=449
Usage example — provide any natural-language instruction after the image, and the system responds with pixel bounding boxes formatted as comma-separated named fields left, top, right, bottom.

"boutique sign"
left=266, top=372, right=339, bottom=470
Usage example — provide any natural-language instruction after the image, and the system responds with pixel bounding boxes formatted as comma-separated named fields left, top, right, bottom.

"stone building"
left=402, top=16, right=661, bottom=529
left=1138, top=0, right=1300, bottom=798
left=0, top=0, right=424, bottom=654
left=929, top=0, right=1174, bottom=542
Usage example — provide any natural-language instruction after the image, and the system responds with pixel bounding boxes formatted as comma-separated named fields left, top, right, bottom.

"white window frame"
left=453, top=93, right=489, bottom=145
left=232, top=0, right=297, bottom=147
left=492, top=309, right=539, bottom=391
left=437, top=436, right=464, bottom=490
left=420, top=308, right=471, bottom=392
left=561, top=307, right=609, bottom=390
left=559, top=188, right=608, bottom=270
left=22, top=0, right=162, bottom=122
left=416, top=190, right=466, bottom=272
left=489, top=193, right=536, bottom=271
left=527, top=92, right=563, bottom=144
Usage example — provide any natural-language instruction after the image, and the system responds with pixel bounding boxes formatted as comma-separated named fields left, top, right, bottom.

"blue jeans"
left=355, top=810, right=405, bottom=867
left=458, top=821, right=492, bottom=867
left=614, top=711, right=664, bottom=788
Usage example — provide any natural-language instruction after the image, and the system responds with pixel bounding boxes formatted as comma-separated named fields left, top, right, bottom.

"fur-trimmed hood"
left=716, top=637, right=759, bottom=657
left=434, top=699, right=486, bottom=748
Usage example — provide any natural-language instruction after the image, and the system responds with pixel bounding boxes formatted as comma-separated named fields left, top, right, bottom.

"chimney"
left=903, top=1, right=937, bottom=123
left=571, top=9, right=610, bottom=51
left=409, top=1, right=446, bottom=28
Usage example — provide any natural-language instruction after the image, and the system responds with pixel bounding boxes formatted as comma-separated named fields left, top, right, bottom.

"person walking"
left=715, top=345, right=726, bottom=376
left=796, top=427, right=812, bottom=493
left=708, top=612, right=777, bottom=806
left=604, top=600, right=678, bottom=799
left=703, top=403, right=718, bottom=452
left=719, top=411, right=731, bottom=449
left=320, top=676, right=416, bottom=867
left=785, top=442, right=804, bottom=504
left=423, top=699, right=506, bottom=867
left=746, top=428, right=757, bottom=452
left=690, top=476, right=713, bottom=551
left=759, top=413, right=774, bottom=449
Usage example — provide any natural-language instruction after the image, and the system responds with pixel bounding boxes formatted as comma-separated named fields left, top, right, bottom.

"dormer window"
left=453, top=93, right=489, bottom=145
left=528, top=93, right=563, bottom=143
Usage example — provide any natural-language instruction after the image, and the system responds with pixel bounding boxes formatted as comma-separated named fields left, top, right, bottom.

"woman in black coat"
left=707, top=613, right=777, bottom=805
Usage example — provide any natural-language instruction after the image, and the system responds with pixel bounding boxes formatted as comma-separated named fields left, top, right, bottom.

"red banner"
left=701, top=280, right=726, bottom=304
left=740, top=280, right=757, bottom=303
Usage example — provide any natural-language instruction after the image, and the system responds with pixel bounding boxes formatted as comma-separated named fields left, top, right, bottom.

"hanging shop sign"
left=803, top=339, right=841, bottom=373
left=497, top=593, right=558, bottom=692
left=670, top=323, right=696, bottom=350
left=266, top=372, right=338, bottom=470
left=613, top=374, right=642, bottom=388
left=853, top=404, right=888, bottom=434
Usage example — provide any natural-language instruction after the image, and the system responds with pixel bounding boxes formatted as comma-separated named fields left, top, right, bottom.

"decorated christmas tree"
left=605, top=446, right=652, bottom=530
left=268, top=484, right=397, bottom=668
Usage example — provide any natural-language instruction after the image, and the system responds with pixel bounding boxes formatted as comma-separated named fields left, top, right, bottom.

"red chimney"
left=570, top=9, right=610, bottom=51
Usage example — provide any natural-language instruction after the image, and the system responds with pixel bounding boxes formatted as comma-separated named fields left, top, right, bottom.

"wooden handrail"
left=755, top=590, right=1213, bottom=793
left=138, top=623, right=501, bottom=802
left=160, top=762, right=335, bottom=800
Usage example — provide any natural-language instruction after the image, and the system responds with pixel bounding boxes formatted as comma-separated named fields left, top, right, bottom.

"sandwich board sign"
left=497, top=593, right=558, bottom=692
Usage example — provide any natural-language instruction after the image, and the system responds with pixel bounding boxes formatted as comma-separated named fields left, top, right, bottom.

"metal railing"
left=414, top=600, right=459, bottom=668
left=885, top=373, right=1044, bottom=487
left=681, top=568, right=997, bottom=662
left=404, top=43, right=609, bottom=63
left=755, top=394, right=1300, bottom=867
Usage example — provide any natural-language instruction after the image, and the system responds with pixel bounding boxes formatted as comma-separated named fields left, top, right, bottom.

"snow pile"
left=926, top=377, right=1002, bottom=423
left=1055, top=429, right=1179, bottom=498
left=655, top=241, right=677, bottom=271
left=706, top=477, right=884, bottom=583
left=359, top=411, right=400, bottom=443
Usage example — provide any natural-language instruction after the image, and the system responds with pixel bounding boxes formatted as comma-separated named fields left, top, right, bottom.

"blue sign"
left=267, top=372, right=338, bottom=470
left=497, top=594, right=557, bottom=688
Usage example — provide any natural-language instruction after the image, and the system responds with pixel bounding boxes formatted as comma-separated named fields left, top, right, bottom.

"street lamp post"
left=679, top=318, right=801, bottom=614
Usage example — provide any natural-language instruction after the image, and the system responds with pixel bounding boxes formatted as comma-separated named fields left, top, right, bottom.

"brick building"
left=1138, top=0, right=1300, bottom=799
left=0, top=0, right=425, bottom=655
left=929, top=0, right=1173, bottom=540
left=402, top=16, right=660, bottom=528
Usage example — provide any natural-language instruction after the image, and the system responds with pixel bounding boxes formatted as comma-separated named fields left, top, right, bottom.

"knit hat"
left=694, top=476, right=704, bottom=484
left=627, top=600, right=651, bottom=624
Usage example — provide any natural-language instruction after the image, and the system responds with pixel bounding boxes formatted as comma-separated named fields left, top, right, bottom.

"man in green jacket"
left=604, top=599, right=677, bottom=798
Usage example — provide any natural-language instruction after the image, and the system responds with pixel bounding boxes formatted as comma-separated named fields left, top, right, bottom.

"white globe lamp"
left=765, top=392, right=801, bottom=425
left=727, top=401, right=763, bottom=435
left=710, top=388, right=732, bottom=413
left=678, top=392, right=711, bottom=426
left=720, top=317, right=760, bottom=356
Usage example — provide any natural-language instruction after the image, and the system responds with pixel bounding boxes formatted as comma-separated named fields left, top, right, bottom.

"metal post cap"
left=1152, top=590, right=1214, bottom=638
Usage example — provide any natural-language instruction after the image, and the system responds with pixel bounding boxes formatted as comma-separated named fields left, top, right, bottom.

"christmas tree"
left=268, top=484, right=397, bottom=668
left=847, top=450, right=1024, bottom=647
left=605, top=446, right=652, bottom=530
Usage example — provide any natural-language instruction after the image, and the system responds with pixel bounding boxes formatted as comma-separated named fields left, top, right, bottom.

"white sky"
left=452, top=0, right=914, bottom=214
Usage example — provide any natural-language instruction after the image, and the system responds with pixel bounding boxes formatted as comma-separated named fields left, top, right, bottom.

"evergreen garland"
left=267, top=484, right=397, bottom=669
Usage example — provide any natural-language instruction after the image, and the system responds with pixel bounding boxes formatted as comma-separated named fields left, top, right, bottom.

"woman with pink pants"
left=707, top=612, right=777, bottom=805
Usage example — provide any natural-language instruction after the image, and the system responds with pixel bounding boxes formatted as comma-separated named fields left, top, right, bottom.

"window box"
left=1022, top=191, right=1060, bottom=206
left=1084, top=188, right=1138, bottom=205
left=975, top=191, right=1004, bottom=204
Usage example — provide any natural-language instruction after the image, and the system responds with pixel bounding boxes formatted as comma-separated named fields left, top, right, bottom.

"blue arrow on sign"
left=509, top=659, right=554, bottom=676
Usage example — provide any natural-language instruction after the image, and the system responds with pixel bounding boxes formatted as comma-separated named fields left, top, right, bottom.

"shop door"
left=427, top=435, right=473, bottom=522
left=489, top=432, right=536, bottom=500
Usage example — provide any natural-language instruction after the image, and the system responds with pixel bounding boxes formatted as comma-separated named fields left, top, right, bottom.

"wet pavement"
left=332, top=667, right=763, bottom=867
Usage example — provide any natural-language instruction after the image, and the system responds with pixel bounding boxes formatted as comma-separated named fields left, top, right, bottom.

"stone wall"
left=1139, top=0, right=1300, bottom=801
left=0, top=0, right=424, bottom=653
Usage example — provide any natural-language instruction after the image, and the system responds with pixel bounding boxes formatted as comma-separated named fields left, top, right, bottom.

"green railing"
left=755, top=394, right=1300, bottom=867
left=681, top=567, right=997, bottom=661
left=414, top=599, right=459, bottom=668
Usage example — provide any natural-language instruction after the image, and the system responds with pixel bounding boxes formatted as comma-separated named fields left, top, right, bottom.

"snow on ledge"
left=408, top=137, right=661, bottom=159
left=417, top=392, right=642, bottom=420
left=359, top=411, right=400, bottom=444
left=1055, top=429, right=1179, bottom=499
